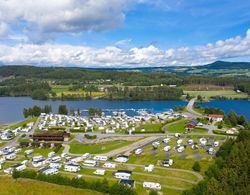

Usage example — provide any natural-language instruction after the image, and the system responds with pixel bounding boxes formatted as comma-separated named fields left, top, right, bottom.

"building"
left=33, top=131, right=70, bottom=142
left=186, top=119, right=198, bottom=129
left=208, top=114, right=224, bottom=122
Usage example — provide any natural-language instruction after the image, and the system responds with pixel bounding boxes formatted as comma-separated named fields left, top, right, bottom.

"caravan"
left=83, top=160, right=98, bottom=167
left=143, top=182, right=161, bottom=190
left=114, top=170, right=132, bottom=180
left=94, top=169, right=105, bottom=175
left=93, top=155, right=108, bottom=161
left=103, top=162, right=116, bottom=169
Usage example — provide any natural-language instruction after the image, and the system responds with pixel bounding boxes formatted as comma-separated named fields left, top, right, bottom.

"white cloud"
left=0, top=29, right=250, bottom=67
left=0, top=0, right=159, bottom=43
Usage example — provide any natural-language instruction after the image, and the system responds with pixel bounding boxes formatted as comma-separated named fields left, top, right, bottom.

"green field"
left=184, top=89, right=248, bottom=99
left=0, top=177, right=101, bottom=195
left=135, top=122, right=163, bottom=133
left=69, top=140, right=132, bottom=154
left=167, top=119, right=188, bottom=133
left=8, top=117, right=37, bottom=129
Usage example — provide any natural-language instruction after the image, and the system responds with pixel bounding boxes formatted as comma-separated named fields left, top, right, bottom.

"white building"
left=114, top=170, right=132, bottom=180
left=93, top=155, right=108, bottom=161
left=83, top=160, right=98, bottom=167
left=41, top=167, right=59, bottom=175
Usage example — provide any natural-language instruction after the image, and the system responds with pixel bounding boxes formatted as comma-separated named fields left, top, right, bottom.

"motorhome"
left=143, top=182, right=161, bottom=190
left=114, top=170, right=132, bottom=180
left=103, top=162, right=116, bottom=169
left=83, top=160, right=98, bottom=167
left=64, top=163, right=81, bottom=172
left=93, top=169, right=105, bottom=175
left=144, top=164, right=154, bottom=172
left=163, top=145, right=171, bottom=152
left=93, top=155, right=108, bottom=161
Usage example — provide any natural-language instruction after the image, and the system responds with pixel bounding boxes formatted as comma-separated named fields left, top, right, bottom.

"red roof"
left=208, top=114, right=224, bottom=118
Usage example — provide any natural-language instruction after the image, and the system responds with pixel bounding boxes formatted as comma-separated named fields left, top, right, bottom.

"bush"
left=84, top=134, right=97, bottom=139
left=192, top=161, right=201, bottom=172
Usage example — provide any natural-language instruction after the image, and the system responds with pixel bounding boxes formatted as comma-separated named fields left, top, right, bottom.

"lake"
left=0, top=97, right=187, bottom=124
left=196, top=100, right=250, bottom=120
left=0, top=97, right=249, bottom=124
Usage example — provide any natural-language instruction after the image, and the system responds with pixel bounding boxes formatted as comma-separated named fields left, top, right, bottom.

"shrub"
left=192, top=161, right=201, bottom=172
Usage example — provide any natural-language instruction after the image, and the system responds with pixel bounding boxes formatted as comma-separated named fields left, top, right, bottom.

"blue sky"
left=0, top=0, right=250, bottom=67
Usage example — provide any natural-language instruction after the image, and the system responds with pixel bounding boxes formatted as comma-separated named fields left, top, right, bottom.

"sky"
left=0, top=0, right=250, bottom=68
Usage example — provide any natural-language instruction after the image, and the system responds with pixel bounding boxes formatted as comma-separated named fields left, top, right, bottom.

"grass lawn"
left=167, top=119, right=188, bottom=133
left=135, top=122, right=163, bottom=133
left=0, top=177, right=101, bottom=195
left=69, top=140, right=133, bottom=154
left=184, top=89, right=248, bottom=99
left=192, top=127, right=208, bottom=134
left=8, top=117, right=37, bottom=129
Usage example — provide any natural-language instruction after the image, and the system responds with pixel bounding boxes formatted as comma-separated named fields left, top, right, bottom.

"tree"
left=58, top=105, right=68, bottom=115
left=149, top=190, right=158, bottom=195
left=88, top=107, right=102, bottom=116
left=32, top=106, right=42, bottom=117
left=197, top=95, right=203, bottom=102
left=228, top=111, right=238, bottom=127
left=31, top=89, right=48, bottom=100
left=23, top=108, right=29, bottom=118
left=186, top=93, right=191, bottom=100
left=192, top=161, right=201, bottom=172
left=43, top=105, right=52, bottom=114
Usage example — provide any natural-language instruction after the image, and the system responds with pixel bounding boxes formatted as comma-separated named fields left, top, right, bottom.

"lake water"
left=196, top=100, right=250, bottom=120
left=0, top=97, right=249, bottom=124
left=0, top=97, right=187, bottom=124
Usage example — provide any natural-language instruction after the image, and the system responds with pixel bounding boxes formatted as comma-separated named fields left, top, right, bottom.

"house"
left=114, top=155, right=129, bottom=163
left=114, top=170, right=132, bottom=180
left=163, top=159, right=173, bottom=167
left=64, top=163, right=81, bottom=172
left=40, top=167, right=59, bottom=175
left=208, top=114, right=224, bottom=122
left=186, top=119, right=198, bottom=129
left=119, top=179, right=135, bottom=188
left=144, top=164, right=154, bottom=172
left=93, top=155, right=108, bottom=161
left=103, top=162, right=116, bottom=169
left=83, top=160, right=98, bottom=167
left=93, top=169, right=105, bottom=175
left=143, top=182, right=161, bottom=190
left=33, top=131, right=70, bottom=142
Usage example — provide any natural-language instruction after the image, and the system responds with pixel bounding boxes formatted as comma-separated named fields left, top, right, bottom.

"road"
left=186, top=98, right=203, bottom=118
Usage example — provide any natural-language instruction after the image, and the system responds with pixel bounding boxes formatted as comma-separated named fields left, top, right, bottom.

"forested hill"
left=1, top=60, right=249, bottom=78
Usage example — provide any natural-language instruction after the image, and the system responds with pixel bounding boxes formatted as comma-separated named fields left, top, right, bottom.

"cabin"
left=33, top=131, right=70, bottom=142
left=186, top=119, right=198, bottom=129
left=208, top=114, right=224, bottom=122
left=119, top=179, right=135, bottom=188
left=144, top=164, right=154, bottom=172
left=114, top=170, right=132, bottom=180
left=143, top=182, right=161, bottom=190
left=64, top=164, right=81, bottom=172
left=93, top=169, right=105, bottom=175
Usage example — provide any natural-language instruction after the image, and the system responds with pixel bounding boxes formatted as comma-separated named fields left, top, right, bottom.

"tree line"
left=23, top=105, right=52, bottom=118
left=12, top=170, right=136, bottom=195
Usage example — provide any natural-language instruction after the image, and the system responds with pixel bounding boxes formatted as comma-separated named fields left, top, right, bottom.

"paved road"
left=186, top=98, right=202, bottom=118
